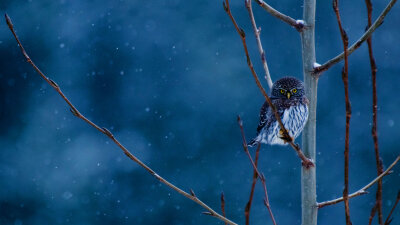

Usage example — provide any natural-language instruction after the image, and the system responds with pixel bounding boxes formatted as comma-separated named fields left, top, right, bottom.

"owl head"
left=271, top=76, right=305, bottom=99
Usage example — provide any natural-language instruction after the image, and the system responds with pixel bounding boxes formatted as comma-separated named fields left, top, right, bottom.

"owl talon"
left=279, top=129, right=293, bottom=143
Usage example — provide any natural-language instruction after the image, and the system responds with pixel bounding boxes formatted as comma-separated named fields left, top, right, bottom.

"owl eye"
left=280, top=89, right=285, bottom=94
left=292, top=89, right=297, bottom=93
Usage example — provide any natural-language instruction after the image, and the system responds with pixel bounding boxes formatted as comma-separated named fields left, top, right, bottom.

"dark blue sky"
left=1, top=0, right=399, bottom=224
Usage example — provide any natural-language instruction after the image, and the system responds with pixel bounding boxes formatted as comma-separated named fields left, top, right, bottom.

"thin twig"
left=220, top=192, right=227, bottom=225
left=245, top=0, right=273, bottom=89
left=237, top=116, right=277, bottom=225
left=365, top=0, right=384, bottom=224
left=223, top=0, right=314, bottom=168
left=369, top=204, right=378, bottom=225
left=331, top=0, right=352, bottom=223
left=261, top=172, right=276, bottom=225
left=314, top=0, right=398, bottom=75
left=333, top=0, right=352, bottom=224
left=244, top=143, right=260, bottom=225
left=254, top=0, right=305, bottom=32
left=384, top=191, right=400, bottom=225
left=318, top=155, right=400, bottom=208
left=5, top=14, right=238, bottom=225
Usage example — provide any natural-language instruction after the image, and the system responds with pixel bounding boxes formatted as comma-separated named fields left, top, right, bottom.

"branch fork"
left=237, top=116, right=277, bottom=225
left=314, top=0, right=398, bottom=76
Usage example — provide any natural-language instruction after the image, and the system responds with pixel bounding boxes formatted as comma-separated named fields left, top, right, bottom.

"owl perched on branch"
left=249, top=77, right=309, bottom=146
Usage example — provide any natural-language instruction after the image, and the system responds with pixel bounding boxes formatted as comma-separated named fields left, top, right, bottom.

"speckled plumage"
left=249, top=77, right=309, bottom=146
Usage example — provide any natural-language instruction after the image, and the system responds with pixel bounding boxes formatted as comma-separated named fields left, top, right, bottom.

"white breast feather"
left=266, top=104, right=308, bottom=145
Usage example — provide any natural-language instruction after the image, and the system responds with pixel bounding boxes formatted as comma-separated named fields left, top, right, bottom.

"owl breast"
left=264, top=102, right=309, bottom=145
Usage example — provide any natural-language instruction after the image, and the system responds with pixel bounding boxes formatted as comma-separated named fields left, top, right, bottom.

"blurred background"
left=0, top=0, right=399, bottom=224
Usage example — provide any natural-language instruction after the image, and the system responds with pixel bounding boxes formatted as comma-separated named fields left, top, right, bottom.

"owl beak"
left=287, top=92, right=291, bottom=99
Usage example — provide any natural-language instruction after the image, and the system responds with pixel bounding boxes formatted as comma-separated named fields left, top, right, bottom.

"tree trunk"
left=301, top=0, right=318, bottom=225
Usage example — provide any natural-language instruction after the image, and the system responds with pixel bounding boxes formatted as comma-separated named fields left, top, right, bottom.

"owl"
left=249, top=77, right=309, bottom=146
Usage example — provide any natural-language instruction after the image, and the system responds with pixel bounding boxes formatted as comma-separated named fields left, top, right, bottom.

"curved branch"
left=246, top=0, right=273, bottom=89
left=223, top=0, right=314, bottom=168
left=5, top=13, right=238, bottom=225
left=254, top=0, right=305, bottom=32
left=318, top=155, right=400, bottom=208
left=315, top=0, right=398, bottom=75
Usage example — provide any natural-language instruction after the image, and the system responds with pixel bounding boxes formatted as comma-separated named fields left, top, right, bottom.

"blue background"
left=0, top=0, right=399, bottom=224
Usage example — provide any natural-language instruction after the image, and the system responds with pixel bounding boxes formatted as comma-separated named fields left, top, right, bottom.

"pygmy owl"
left=249, top=77, right=309, bottom=146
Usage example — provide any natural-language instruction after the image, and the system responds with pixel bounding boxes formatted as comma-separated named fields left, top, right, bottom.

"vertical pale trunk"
left=301, top=0, right=318, bottom=225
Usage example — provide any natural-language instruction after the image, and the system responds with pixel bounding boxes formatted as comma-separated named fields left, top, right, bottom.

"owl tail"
left=248, top=137, right=260, bottom=147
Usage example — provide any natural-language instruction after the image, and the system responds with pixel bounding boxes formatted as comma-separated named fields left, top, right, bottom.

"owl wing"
left=256, top=99, right=285, bottom=134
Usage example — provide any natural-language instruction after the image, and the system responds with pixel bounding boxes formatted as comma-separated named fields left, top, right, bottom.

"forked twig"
left=246, top=0, right=273, bottom=89
left=333, top=0, right=352, bottom=224
left=365, top=0, right=384, bottom=223
left=254, top=0, right=305, bottom=32
left=384, top=191, right=400, bottom=225
left=223, top=0, right=313, bottom=168
left=314, top=0, right=398, bottom=75
left=238, top=116, right=277, bottom=225
left=318, top=155, right=400, bottom=208
left=5, top=14, right=238, bottom=225
left=244, top=143, right=261, bottom=225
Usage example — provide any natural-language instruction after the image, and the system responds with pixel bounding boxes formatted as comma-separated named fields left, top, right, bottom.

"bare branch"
left=223, top=0, right=314, bottom=168
left=318, top=155, right=400, bottom=208
left=364, top=0, right=384, bottom=223
left=369, top=204, right=378, bottom=225
left=5, top=13, right=238, bottom=225
left=315, top=0, right=398, bottom=75
left=262, top=172, right=277, bottom=225
left=244, top=143, right=260, bottom=225
left=220, top=192, right=227, bottom=225
left=237, top=116, right=277, bottom=225
left=254, top=0, right=305, bottom=32
left=332, top=0, right=352, bottom=223
left=384, top=191, right=400, bottom=225
left=246, top=0, right=273, bottom=89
